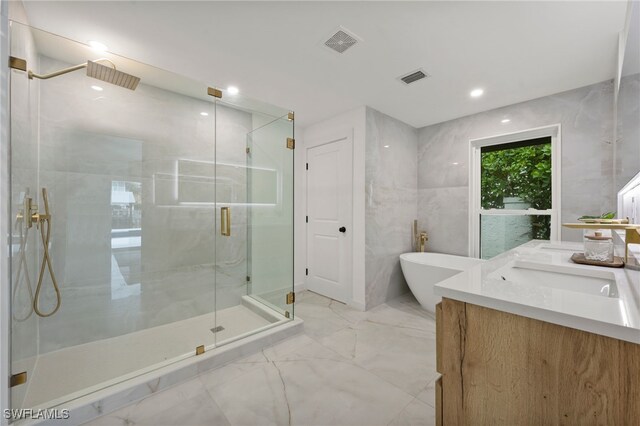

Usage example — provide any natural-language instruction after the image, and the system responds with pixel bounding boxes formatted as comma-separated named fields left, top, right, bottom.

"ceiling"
left=19, top=1, right=629, bottom=128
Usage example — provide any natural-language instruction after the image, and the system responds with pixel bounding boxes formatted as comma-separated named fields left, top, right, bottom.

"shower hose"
left=33, top=188, right=62, bottom=317
left=14, top=188, right=62, bottom=318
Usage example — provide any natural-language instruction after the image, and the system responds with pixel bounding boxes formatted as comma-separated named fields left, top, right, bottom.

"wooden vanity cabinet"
left=435, top=298, right=640, bottom=426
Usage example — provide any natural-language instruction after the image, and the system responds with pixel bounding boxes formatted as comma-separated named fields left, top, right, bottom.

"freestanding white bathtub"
left=400, top=252, right=485, bottom=313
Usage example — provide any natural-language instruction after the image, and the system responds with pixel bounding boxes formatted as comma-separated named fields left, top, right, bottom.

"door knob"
left=339, top=226, right=346, bottom=233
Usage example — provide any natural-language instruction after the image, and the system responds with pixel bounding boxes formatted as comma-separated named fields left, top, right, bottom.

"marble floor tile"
left=206, top=354, right=413, bottom=426
left=86, top=290, right=438, bottom=426
left=87, top=377, right=230, bottom=426
left=205, top=362, right=291, bottom=426
left=416, top=377, right=438, bottom=408
left=320, top=319, right=438, bottom=396
left=295, top=290, right=329, bottom=305
left=197, top=353, right=266, bottom=393
left=293, top=299, right=353, bottom=339
left=354, top=340, right=438, bottom=397
left=388, top=398, right=436, bottom=426
left=367, top=293, right=436, bottom=333
left=296, top=291, right=367, bottom=325
left=262, top=334, right=347, bottom=363
left=325, top=299, right=370, bottom=324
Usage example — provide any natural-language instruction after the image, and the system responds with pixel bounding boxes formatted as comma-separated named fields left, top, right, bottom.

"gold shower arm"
left=28, top=58, right=115, bottom=80
left=28, top=63, right=86, bottom=80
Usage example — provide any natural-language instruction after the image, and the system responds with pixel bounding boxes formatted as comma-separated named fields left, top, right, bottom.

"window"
left=469, top=125, right=561, bottom=259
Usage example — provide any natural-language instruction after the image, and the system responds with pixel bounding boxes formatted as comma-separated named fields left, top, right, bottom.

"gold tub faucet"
left=413, top=220, right=429, bottom=252
left=419, top=232, right=428, bottom=252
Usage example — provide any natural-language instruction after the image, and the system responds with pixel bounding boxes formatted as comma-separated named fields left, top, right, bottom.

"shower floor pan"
left=13, top=296, right=302, bottom=425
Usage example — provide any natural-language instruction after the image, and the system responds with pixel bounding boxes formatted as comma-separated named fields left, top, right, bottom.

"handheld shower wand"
left=32, top=188, right=62, bottom=317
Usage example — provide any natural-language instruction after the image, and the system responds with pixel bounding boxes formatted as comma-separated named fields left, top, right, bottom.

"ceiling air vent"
left=399, top=69, right=430, bottom=85
left=324, top=28, right=359, bottom=54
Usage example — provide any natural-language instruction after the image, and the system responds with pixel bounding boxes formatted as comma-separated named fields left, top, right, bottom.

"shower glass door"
left=9, top=21, right=218, bottom=411
left=213, top=97, right=294, bottom=345
left=246, top=115, right=294, bottom=317
left=8, top=20, right=295, bottom=416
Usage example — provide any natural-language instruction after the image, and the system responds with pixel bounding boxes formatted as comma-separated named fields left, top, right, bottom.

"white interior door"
left=306, top=136, right=352, bottom=303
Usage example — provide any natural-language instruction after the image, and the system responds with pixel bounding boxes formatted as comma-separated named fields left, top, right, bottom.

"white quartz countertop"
left=434, top=240, right=640, bottom=344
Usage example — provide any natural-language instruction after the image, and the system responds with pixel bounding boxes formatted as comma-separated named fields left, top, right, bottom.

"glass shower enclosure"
left=8, top=21, right=294, bottom=411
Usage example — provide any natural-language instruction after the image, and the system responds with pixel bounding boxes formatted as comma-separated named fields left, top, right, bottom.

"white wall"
left=297, top=107, right=366, bottom=310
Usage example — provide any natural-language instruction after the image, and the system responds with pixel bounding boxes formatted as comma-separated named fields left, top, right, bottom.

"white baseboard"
left=294, top=282, right=306, bottom=293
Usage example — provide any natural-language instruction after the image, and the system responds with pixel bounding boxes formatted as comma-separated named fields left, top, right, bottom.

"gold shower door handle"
left=221, top=207, right=231, bottom=236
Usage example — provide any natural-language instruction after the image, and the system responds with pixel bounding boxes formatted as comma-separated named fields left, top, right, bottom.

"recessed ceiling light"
left=88, top=40, right=108, bottom=52
left=501, top=118, right=510, bottom=124
left=383, top=145, right=390, bottom=148
left=91, top=85, right=103, bottom=91
left=470, top=88, right=484, bottom=98
left=200, top=112, right=209, bottom=116
left=227, top=86, right=239, bottom=95
left=452, top=162, right=459, bottom=165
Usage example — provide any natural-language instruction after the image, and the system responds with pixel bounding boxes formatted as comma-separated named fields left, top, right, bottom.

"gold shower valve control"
left=19, top=197, right=41, bottom=229
left=31, top=211, right=51, bottom=224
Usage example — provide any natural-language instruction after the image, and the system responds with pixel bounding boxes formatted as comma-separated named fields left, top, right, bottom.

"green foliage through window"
left=481, top=141, right=552, bottom=240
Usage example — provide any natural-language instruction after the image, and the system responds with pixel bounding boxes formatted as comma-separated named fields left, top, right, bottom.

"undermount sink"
left=489, top=260, right=618, bottom=298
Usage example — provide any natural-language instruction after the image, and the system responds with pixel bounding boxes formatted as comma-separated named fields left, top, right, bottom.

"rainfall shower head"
left=28, top=58, right=140, bottom=91
left=86, top=60, right=140, bottom=90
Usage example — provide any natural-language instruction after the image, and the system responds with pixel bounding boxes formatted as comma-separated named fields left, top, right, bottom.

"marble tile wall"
left=616, top=73, right=640, bottom=191
left=418, top=79, right=616, bottom=255
left=31, top=55, right=254, bottom=353
left=365, top=107, right=417, bottom=308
